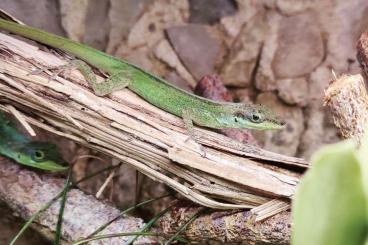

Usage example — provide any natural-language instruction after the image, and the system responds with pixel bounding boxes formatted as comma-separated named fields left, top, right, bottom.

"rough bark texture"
left=159, top=201, right=291, bottom=244
left=357, top=32, right=368, bottom=79
left=324, top=74, right=368, bottom=140
left=0, top=157, right=156, bottom=245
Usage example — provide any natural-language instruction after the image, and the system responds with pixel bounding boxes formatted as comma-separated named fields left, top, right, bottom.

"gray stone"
left=254, top=11, right=282, bottom=92
left=165, top=72, right=192, bottom=92
left=308, top=65, right=331, bottom=103
left=166, top=24, right=220, bottom=81
left=84, top=0, right=110, bottom=50
left=272, top=11, right=324, bottom=79
left=230, top=88, right=255, bottom=103
left=322, top=0, right=368, bottom=72
left=189, top=0, right=237, bottom=24
left=59, top=0, right=89, bottom=41
left=220, top=0, right=258, bottom=38
left=221, top=12, right=267, bottom=87
left=107, top=0, right=152, bottom=53
left=0, top=0, right=64, bottom=35
left=298, top=102, right=339, bottom=160
left=277, top=77, right=309, bottom=106
left=276, top=0, right=319, bottom=15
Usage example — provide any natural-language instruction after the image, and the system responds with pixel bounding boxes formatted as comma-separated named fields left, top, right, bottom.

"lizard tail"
left=0, top=18, right=120, bottom=73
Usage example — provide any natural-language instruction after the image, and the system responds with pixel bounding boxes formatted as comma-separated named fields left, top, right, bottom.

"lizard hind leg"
left=90, top=70, right=131, bottom=96
left=58, top=60, right=131, bottom=96
left=182, top=109, right=206, bottom=157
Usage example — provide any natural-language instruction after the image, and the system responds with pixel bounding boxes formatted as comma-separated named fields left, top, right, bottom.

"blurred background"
left=0, top=0, right=367, bottom=244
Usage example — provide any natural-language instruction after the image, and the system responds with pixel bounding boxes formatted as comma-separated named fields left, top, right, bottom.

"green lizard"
left=0, top=19, right=285, bottom=137
left=0, top=112, right=68, bottom=171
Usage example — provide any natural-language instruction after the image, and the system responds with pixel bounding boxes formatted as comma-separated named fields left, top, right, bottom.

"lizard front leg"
left=182, top=109, right=206, bottom=157
left=86, top=68, right=132, bottom=96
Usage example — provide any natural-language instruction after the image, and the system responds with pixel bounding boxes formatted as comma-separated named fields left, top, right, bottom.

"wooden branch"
left=0, top=31, right=306, bottom=205
left=0, top=157, right=157, bottom=244
left=0, top=30, right=308, bottom=243
left=159, top=201, right=290, bottom=244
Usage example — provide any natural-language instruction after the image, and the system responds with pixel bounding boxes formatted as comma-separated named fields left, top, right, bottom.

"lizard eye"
left=250, top=113, right=262, bottom=123
left=33, top=150, right=45, bottom=161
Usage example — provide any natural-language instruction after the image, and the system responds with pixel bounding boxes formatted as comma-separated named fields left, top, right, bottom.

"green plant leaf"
left=292, top=140, right=367, bottom=245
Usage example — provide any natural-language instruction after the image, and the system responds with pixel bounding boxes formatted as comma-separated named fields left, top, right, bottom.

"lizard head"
left=14, top=142, right=68, bottom=171
left=229, top=104, right=285, bottom=130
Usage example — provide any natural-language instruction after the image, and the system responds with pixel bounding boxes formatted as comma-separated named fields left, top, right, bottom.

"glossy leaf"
left=292, top=140, right=367, bottom=245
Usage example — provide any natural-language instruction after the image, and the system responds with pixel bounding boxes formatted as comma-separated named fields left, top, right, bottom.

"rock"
left=123, top=47, right=154, bottom=71
left=125, top=0, right=189, bottom=49
left=272, top=11, right=324, bottom=79
left=254, top=93, right=304, bottom=156
left=255, top=12, right=282, bottom=91
left=194, top=75, right=234, bottom=101
left=296, top=64, right=340, bottom=159
left=0, top=0, right=65, bottom=35
left=298, top=102, right=339, bottom=160
left=189, top=0, right=237, bottom=25
left=114, top=0, right=189, bottom=77
left=60, top=0, right=110, bottom=50
left=165, top=72, right=192, bottom=92
left=277, top=77, right=308, bottom=106
left=220, top=0, right=258, bottom=38
left=220, top=12, right=268, bottom=87
left=230, top=88, right=255, bottom=103
left=166, top=24, right=221, bottom=81
left=59, top=0, right=89, bottom=42
left=308, top=65, right=332, bottom=103
left=276, top=0, right=319, bottom=15
left=321, top=0, right=368, bottom=72
left=84, top=0, right=110, bottom=50
left=107, top=0, right=151, bottom=53
left=154, top=39, right=196, bottom=87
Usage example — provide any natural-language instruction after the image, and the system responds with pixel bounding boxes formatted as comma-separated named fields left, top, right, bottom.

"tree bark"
left=324, top=74, right=368, bottom=140
left=0, top=157, right=156, bottom=244
left=159, top=201, right=290, bottom=244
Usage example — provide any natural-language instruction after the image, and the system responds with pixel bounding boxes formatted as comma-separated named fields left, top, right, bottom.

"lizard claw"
left=199, top=145, right=206, bottom=158
left=28, top=65, right=66, bottom=81
left=28, top=66, right=52, bottom=76
left=184, top=136, right=206, bottom=158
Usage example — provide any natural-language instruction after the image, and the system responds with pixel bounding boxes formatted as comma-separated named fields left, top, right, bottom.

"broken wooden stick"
left=0, top=27, right=308, bottom=244
left=0, top=29, right=306, bottom=208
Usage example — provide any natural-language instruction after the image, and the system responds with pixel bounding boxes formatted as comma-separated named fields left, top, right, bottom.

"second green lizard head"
left=12, top=142, right=68, bottom=172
